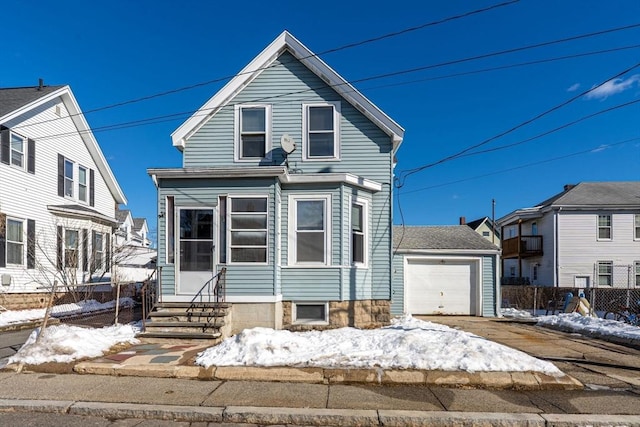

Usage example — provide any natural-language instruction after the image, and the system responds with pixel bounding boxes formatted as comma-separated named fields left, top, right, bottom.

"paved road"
left=426, top=316, right=640, bottom=390
left=0, top=412, right=254, bottom=426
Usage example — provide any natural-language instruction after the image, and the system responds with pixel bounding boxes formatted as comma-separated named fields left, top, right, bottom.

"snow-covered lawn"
left=537, top=312, right=640, bottom=340
left=195, top=315, right=562, bottom=375
left=0, top=298, right=136, bottom=328
left=7, top=323, right=139, bottom=365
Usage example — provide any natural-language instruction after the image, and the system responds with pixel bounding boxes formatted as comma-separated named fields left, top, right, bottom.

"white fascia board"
left=47, top=205, right=118, bottom=225
left=148, top=166, right=287, bottom=180
left=397, top=249, right=501, bottom=256
left=496, top=207, right=543, bottom=226
left=282, top=172, right=382, bottom=192
left=60, top=89, right=127, bottom=205
left=170, top=31, right=404, bottom=151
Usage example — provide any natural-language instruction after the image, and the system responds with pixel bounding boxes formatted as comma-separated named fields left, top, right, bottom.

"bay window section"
left=229, top=197, right=268, bottom=263
left=291, top=195, right=330, bottom=265
left=65, top=229, right=79, bottom=268
left=351, top=199, right=368, bottom=266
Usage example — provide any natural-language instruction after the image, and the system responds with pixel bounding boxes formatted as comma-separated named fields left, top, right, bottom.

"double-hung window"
left=635, top=214, right=640, bottom=240
left=92, top=231, right=104, bottom=270
left=6, top=218, right=24, bottom=265
left=290, top=195, right=330, bottom=265
left=351, top=198, right=368, bottom=266
left=65, top=229, right=79, bottom=268
left=228, top=197, right=268, bottom=263
left=597, top=215, right=611, bottom=240
left=236, top=105, right=271, bottom=161
left=597, top=261, right=613, bottom=286
left=64, top=159, right=74, bottom=198
left=10, top=133, right=25, bottom=168
left=78, top=166, right=88, bottom=203
left=303, top=102, right=340, bottom=160
left=635, top=261, right=640, bottom=287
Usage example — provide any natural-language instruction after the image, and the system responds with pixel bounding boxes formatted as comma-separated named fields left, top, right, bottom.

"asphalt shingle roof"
left=132, top=218, right=146, bottom=231
left=115, top=209, right=130, bottom=224
left=393, top=225, right=500, bottom=251
left=0, top=85, right=64, bottom=119
left=540, top=182, right=640, bottom=207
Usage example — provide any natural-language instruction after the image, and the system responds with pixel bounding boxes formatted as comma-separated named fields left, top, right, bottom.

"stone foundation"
left=0, top=290, right=118, bottom=310
left=282, top=299, right=391, bottom=331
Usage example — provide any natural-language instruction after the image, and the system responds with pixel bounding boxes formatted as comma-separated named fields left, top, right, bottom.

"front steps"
left=139, top=302, right=231, bottom=340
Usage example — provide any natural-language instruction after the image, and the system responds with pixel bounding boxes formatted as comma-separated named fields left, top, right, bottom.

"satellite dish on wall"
left=280, top=134, right=296, bottom=154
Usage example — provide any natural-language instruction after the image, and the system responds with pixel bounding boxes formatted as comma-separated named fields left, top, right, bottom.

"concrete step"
left=149, top=312, right=226, bottom=323
left=157, top=302, right=231, bottom=309
left=144, top=325, right=223, bottom=334
left=137, top=331, right=222, bottom=340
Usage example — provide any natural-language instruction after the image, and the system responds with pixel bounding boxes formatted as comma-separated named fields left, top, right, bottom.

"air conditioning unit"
left=1, top=274, right=11, bottom=286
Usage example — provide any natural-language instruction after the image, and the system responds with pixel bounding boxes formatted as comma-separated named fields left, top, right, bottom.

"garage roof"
left=393, top=226, right=499, bottom=251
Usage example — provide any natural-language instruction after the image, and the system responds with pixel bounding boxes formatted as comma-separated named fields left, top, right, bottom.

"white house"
left=114, top=207, right=155, bottom=283
left=0, top=83, right=127, bottom=308
left=497, top=182, right=640, bottom=288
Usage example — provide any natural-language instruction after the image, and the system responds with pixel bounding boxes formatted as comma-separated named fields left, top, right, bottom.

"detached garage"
left=391, top=226, right=500, bottom=317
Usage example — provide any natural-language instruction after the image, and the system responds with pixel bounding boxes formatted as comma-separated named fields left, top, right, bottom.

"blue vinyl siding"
left=482, top=255, right=497, bottom=317
left=391, top=253, right=405, bottom=315
left=281, top=268, right=341, bottom=300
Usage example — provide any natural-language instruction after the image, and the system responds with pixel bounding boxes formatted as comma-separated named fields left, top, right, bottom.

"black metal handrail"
left=186, top=267, right=227, bottom=319
left=140, top=267, right=160, bottom=330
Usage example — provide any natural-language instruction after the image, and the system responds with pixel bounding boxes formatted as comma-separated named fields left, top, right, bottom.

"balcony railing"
left=502, top=235, right=543, bottom=259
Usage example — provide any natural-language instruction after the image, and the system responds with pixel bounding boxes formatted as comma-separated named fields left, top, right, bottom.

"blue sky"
left=2, top=0, right=639, bottom=239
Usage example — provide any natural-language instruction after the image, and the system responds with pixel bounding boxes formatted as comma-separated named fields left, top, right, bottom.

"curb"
left=1, top=399, right=640, bottom=426
left=71, top=362, right=583, bottom=390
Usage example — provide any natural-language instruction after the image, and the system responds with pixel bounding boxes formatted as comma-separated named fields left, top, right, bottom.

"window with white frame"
left=6, top=218, right=24, bottom=265
left=65, top=229, right=79, bottom=268
left=229, top=197, right=268, bottom=263
left=290, top=195, right=330, bottom=265
left=293, top=302, right=328, bottom=324
left=597, top=261, right=613, bottom=286
left=635, top=214, right=640, bottom=240
left=236, top=105, right=271, bottom=160
left=64, top=159, right=74, bottom=198
left=303, top=102, right=340, bottom=160
left=597, top=215, right=611, bottom=240
left=78, top=166, right=88, bottom=202
left=10, top=133, right=25, bottom=168
left=635, top=261, right=640, bottom=287
left=351, top=199, right=368, bottom=265
left=92, top=232, right=104, bottom=271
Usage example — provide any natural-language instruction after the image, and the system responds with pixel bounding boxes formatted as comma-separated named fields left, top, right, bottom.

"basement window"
left=293, top=302, right=328, bottom=325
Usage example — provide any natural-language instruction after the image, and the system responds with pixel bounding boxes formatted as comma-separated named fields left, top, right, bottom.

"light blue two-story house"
left=148, top=31, right=404, bottom=335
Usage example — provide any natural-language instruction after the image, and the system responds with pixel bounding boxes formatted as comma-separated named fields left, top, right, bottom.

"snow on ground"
left=195, top=315, right=563, bottom=375
left=0, top=298, right=136, bottom=328
left=8, top=324, right=139, bottom=365
left=500, top=308, right=535, bottom=319
left=537, top=312, right=640, bottom=340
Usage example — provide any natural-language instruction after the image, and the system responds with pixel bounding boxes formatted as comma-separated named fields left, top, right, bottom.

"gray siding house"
left=392, top=226, right=500, bottom=317
left=149, top=31, right=404, bottom=334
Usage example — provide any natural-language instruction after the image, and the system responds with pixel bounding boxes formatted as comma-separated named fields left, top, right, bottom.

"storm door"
left=177, top=208, right=216, bottom=295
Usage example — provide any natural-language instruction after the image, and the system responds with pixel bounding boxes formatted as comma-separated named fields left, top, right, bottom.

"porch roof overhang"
left=147, top=167, right=383, bottom=192
left=496, top=208, right=543, bottom=227
left=47, top=204, right=118, bottom=227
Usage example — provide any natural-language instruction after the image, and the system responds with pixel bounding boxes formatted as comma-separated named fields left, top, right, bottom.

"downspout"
left=554, top=207, right=561, bottom=287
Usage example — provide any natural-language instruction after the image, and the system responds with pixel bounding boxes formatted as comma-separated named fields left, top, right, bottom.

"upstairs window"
left=635, top=214, right=640, bottom=240
left=597, top=215, right=611, bottom=240
left=10, top=133, right=24, bottom=168
left=236, top=105, right=271, bottom=161
left=303, top=102, right=340, bottom=160
left=64, top=159, right=74, bottom=198
left=6, top=218, right=24, bottom=265
left=78, top=166, right=88, bottom=202
left=228, top=197, right=268, bottom=263
left=597, top=261, right=612, bottom=286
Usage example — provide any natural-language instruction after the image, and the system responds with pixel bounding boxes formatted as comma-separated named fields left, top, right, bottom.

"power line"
left=25, top=44, right=640, bottom=143
left=11, top=0, right=519, bottom=131
left=396, top=60, right=640, bottom=186
left=400, top=137, right=640, bottom=196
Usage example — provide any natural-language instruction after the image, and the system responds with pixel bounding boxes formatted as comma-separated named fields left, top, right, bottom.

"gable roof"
left=497, top=182, right=640, bottom=226
left=466, top=217, right=501, bottom=238
left=171, top=31, right=404, bottom=151
left=115, top=209, right=131, bottom=224
left=132, top=218, right=147, bottom=231
left=0, top=85, right=127, bottom=205
left=393, top=225, right=500, bottom=252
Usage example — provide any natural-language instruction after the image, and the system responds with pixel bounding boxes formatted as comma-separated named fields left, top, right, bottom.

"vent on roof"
left=38, top=78, right=44, bottom=91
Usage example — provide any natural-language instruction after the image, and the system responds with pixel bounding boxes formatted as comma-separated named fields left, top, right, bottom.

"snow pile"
left=537, top=313, right=640, bottom=340
left=8, top=324, right=139, bottom=365
left=0, top=298, right=136, bottom=327
left=500, top=308, right=534, bottom=319
left=196, top=315, right=562, bottom=375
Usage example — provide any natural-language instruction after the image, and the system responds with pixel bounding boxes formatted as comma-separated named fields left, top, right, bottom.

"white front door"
left=177, top=208, right=216, bottom=295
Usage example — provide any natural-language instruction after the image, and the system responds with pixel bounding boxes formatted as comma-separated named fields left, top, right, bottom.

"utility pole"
left=492, top=198, right=496, bottom=245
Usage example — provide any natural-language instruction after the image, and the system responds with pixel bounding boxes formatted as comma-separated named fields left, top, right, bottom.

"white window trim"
left=9, top=132, right=26, bottom=170
left=64, top=158, right=75, bottom=199
left=597, top=214, right=612, bottom=241
left=93, top=231, right=105, bottom=271
left=596, top=260, right=613, bottom=287
left=635, top=261, right=640, bottom=287
left=302, top=101, right=341, bottom=161
left=226, top=195, right=269, bottom=265
left=78, top=165, right=89, bottom=204
left=234, top=104, right=272, bottom=162
left=634, top=214, right=640, bottom=241
left=293, top=301, right=329, bottom=325
left=350, top=196, right=369, bottom=268
left=64, top=228, right=80, bottom=269
left=288, top=194, right=332, bottom=266
left=5, top=217, right=25, bottom=266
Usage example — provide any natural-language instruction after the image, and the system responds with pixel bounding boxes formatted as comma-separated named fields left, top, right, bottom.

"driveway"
left=422, top=316, right=640, bottom=390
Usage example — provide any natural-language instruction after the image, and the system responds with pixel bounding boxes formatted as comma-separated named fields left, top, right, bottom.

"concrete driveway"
left=422, top=316, right=640, bottom=390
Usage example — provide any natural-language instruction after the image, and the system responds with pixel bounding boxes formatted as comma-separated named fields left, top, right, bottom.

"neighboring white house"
left=497, top=182, right=640, bottom=288
left=114, top=207, right=155, bottom=283
left=0, top=83, right=127, bottom=308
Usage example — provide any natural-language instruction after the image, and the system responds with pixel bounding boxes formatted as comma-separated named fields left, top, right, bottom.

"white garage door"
left=405, top=259, right=477, bottom=315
